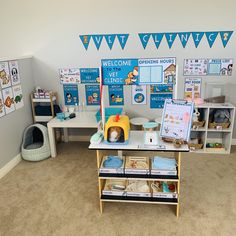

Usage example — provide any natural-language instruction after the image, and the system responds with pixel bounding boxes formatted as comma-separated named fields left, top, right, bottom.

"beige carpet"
left=0, top=142, right=236, bottom=236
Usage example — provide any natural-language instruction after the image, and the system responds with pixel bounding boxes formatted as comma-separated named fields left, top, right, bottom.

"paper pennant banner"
left=220, top=31, right=233, bottom=48
left=138, top=33, right=151, bottom=49
left=152, top=33, right=164, bottom=49
left=191, top=32, right=204, bottom=48
left=79, top=35, right=91, bottom=50
left=178, top=32, right=191, bottom=48
left=92, top=35, right=104, bottom=50
left=117, top=34, right=129, bottom=49
left=205, top=32, right=218, bottom=48
left=165, top=33, right=177, bottom=49
left=104, top=34, right=116, bottom=50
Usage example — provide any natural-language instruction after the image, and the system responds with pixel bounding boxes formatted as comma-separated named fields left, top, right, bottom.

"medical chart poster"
left=150, top=93, right=173, bottom=109
left=184, top=78, right=202, bottom=100
left=9, top=60, right=21, bottom=86
left=0, top=91, right=6, bottom=118
left=80, top=68, right=100, bottom=83
left=131, top=85, right=147, bottom=105
left=2, top=87, right=15, bottom=114
left=59, top=68, right=80, bottom=84
left=150, top=84, right=173, bottom=93
left=183, top=59, right=208, bottom=76
left=108, top=85, right=124, bottom=106
left=13, top=84, right=24, bottom=110
left=208, top=59, right=233, bottom=76
left=160, top=100, right=194, bottom=141
left=63, top=84, right=79, bottom=106
left=101, top=59, right=139, bottom=85
left=0, top=61, right=11, bottom=89
left=85, top=85, right=100, bottom=106
left=138, top=58, right=176, bottom=84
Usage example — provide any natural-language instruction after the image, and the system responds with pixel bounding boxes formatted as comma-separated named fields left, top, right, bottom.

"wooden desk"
left=48, top=111, right=98, bottom=157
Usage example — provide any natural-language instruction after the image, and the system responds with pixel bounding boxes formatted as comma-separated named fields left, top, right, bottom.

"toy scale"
left=143, top=122, right=159, bottom=146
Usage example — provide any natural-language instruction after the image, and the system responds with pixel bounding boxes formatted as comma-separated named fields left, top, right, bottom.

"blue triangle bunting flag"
left=165, top=33, right=177, bottom=48
left=205, top=32, right=218, bottom=48
left=220, top=31, right=233, bottom=48
left=104, top=34, right=116, bottom=50
left=178, top=32, right=191, bottom=48
left=152, top=33, right=164, bottom=49
left=92, top=35, right=103, bottom=50
left=191, top=32, right=204, bottom=48
left=79, top=35, right=91, bottom=50
left=138, top=33, right=151, bottom=49
left=117, top=34, right=129, bottom=49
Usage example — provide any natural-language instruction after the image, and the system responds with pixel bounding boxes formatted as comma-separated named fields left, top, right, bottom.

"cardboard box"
left=126, top=180, right=151, bottom=197
left=102, top=179, right=127, bottom=196
left=151, top=181, right=178, bottom=199
left=125, top=156, right=150, bottom=175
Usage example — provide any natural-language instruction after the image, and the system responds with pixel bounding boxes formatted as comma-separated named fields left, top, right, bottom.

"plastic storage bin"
left=95, top=107, right=123, bottom=123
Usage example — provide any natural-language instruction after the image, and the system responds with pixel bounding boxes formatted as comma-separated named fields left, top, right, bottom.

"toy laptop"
left=104, top=115, right=130, bottom=144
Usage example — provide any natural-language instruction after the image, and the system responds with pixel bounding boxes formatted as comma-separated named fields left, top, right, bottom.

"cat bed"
left=21, top=124, right=51, bottom=161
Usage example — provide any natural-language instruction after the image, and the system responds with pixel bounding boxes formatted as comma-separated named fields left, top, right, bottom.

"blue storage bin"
left=95, top=108, right=123, bottom=123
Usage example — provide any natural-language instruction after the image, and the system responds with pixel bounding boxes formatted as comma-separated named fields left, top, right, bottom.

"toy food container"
left=104, top=115, right=130, bottom=144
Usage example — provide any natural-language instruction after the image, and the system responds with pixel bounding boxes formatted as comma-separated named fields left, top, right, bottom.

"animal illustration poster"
left=0, top=91, right=6, bottom=118
left=63, top=84, right=79, bottom=106
left=138, top=58, right=176, bottom=84
left=160, top=100, right=194, bottom=141
left=9, top=60, right=21, bottom=86
left=0, top=62, right=11, bottom=89
left=59, top=68, right=80, bottom=84
left=13, top=84, right=24, bottom=110
left=184, top=78, right=202, bottom=100
left=131, top=85, right=147, bottom=105
left=183, top=59, right=208, bottom=76
left=150, top=93, right=173, bottom=109
left=150, top=84, right=173, bottom=93
left=85, top=85, right=100, bottom=106
left=108, top=85, right=124, bottom=106
left=80, top=68, right=100, bottom=83
left=2, top=87, right=15, bottom=114
left=208, top=59, right=233, bottom=76
left=101, top=59, right=139, bottom=85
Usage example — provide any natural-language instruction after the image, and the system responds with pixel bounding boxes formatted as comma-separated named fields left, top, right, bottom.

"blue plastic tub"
left=95, top=108, right=123, bottom=123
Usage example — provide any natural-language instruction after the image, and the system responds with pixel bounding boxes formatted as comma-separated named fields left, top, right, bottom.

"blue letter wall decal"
left=152, top=33, right=164, bottom=49
left=178, top=32, right=191, bottom=48
left=165, top=33, right=177, bottom=49
left=117, top=34, right=129, bottom=50
left=220, top=31, right=233, bottom=48
left=138, top=33, right=151, bottom=49
left=205, top=32, right=218, bottom=48
left=79, top=35, right=91, bottom=50
left=92, top=35, right=103, bottom=50
left=104, top=34, right=116, bottom=50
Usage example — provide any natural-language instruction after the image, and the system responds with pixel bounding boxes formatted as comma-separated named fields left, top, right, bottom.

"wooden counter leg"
left=98, top=179, right=104, bottom=213
left=48, top=125, right=57, bottom=158
left=176, top=203, right=180, bottom=218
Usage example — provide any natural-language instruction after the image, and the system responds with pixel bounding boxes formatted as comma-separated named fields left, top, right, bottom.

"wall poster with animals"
left=0, top=91, right=6, bottom=117
left=2, top=87, right=15, bottom=114
left=108, top=85, right=124, bottom=106
left=63, top=84, right=79, bottom=106
left=13, top=84, right=24, bottom=110
left=9, top=61, right=20, bottom=86
left=85, top=85, right=100, bottom=106
left=0, top=62, right=11, bottom=89
left=80, top=68, right=100, bottom=83
left=59, top=68, right=81, bottom=84
left=131, top=85, right=147, bottom=105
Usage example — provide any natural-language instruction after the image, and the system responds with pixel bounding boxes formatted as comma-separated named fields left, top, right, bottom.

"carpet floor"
left=0, top=142, right=236, bottom=236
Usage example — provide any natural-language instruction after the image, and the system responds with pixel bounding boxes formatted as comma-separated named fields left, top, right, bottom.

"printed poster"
left=63, top=84, right=79, bottom=106
left=102, top=59, right=139, bottom=85
left=2, top=87, right=15, bottom=114
left=150, top=93, right=173, bottom=109
left=59, top=68, right=80, bottom=84
left=9, top=60, right=20, bottom=86
left=85, top=85, right=100, bottom=106
left=208, top=59, right=233, bottom=76
left=80, top=68, right=100, bottom=83
left=183, top=59, right=208, bottom=76
left=108, top=85, right=124, bottom=106
left=131, top=85, right=147, bottom=105
left=0, top=91, right=6, bottom=118
left=13, top=84, right=24, bottom=110
left=184, top=78, right=202, bottom=100
left=150, top=84, right=173, bottom=93
left=138, top=58, right=176, bottom=84
left=0, top=62, right=11, bottom=89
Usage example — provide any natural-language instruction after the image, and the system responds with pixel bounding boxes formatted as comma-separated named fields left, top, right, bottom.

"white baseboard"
left=62, top=135, right=90, bottom=142
left=232, top=139, right=236, bottom=145
left=0, top=154, right=22, bottom=179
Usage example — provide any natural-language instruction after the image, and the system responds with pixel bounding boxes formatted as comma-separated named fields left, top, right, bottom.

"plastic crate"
left=95, top=108, right=123, bottom=123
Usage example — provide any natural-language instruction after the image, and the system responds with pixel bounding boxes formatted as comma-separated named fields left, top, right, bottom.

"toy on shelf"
left=104, top=114, right=130, bottom=144
left=143, top=122, right=159, bottom=146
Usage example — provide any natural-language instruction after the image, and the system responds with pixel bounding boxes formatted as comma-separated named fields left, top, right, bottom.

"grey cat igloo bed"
left=21, top=124, right=51, bottom=161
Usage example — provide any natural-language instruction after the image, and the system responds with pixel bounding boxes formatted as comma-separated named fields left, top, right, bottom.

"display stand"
left=89, top=131, right=189, bottom=217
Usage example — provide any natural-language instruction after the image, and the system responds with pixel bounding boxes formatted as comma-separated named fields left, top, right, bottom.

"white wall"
left=1, top=0, right=236, bottom=131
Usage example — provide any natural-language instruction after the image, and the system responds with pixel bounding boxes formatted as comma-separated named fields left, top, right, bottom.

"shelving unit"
left=189, top=103, right=235, bottom=154
left=89, top=131, right=189, bottom=217
left=31, top=92, right=58, bottom=123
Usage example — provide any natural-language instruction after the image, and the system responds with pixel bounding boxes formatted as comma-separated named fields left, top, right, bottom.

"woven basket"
left=188, top=143, right=203, bottom=150
left=208, top=122, right=230, bottom=129
left=192, top=121, right=205, bottom=128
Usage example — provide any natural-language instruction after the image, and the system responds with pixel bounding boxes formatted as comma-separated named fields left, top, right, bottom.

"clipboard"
left=160, top=99, right=194, bottom=141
